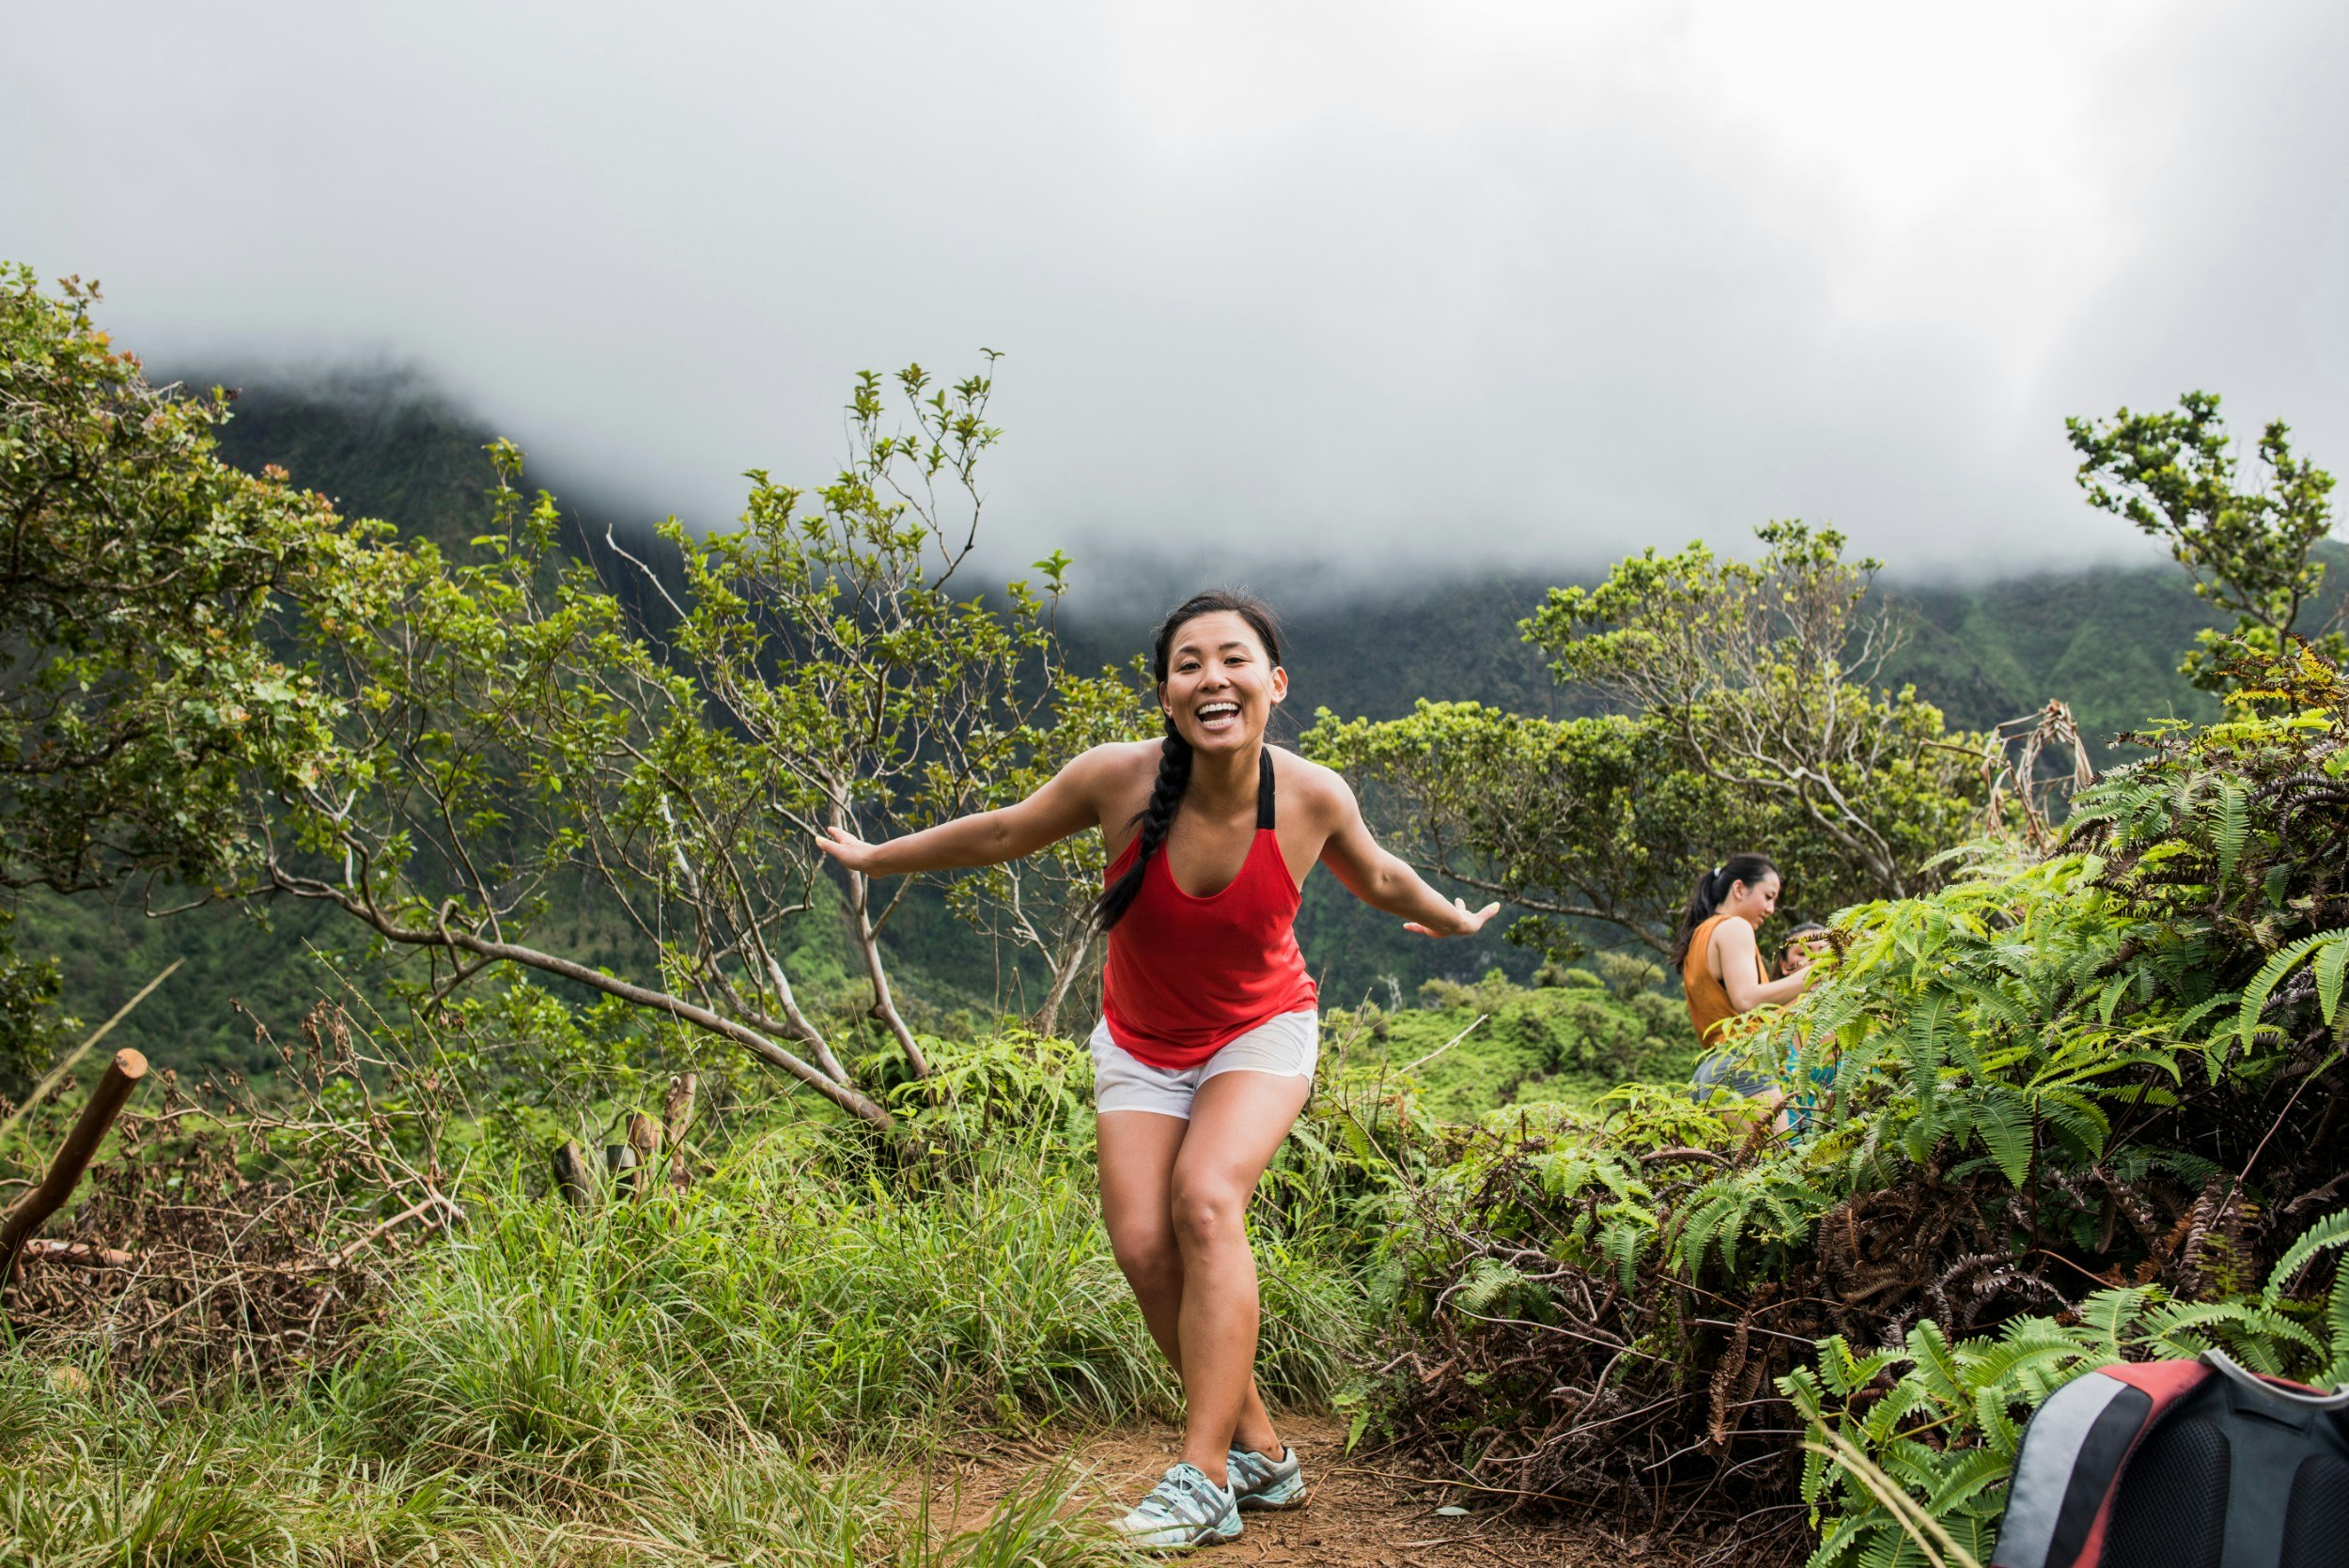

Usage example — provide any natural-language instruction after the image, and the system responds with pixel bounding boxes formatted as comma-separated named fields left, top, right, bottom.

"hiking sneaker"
left=1110, top=1462, right=1241, bottom=1550
left=1226, top=1444, right=1307, bottom=1511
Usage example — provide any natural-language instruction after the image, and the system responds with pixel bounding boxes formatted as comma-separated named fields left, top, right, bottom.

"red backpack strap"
left=1993, top=1361, right=2210, bottom=1568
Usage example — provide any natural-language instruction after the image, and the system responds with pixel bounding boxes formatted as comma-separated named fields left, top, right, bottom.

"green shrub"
left=1329, top=967, right=1698, bottom=1119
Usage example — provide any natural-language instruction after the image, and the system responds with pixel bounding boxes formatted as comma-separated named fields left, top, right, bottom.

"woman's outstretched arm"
left=1306, top=765, right=1500, bottom=939
left=816, top=744, right=1124, bottom=877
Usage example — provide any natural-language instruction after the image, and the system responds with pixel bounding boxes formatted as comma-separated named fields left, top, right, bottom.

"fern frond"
left=2265, top=1209, right=2349, bottom=1304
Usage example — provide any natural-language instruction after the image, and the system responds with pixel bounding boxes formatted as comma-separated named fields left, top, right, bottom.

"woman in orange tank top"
left=1672, top=854, right=1816, bottom=1106
left=817, top=590, right=1499, bottom=1547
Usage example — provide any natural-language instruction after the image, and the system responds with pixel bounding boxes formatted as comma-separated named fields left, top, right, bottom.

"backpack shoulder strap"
left=1993, top=1361, right=2210, bottom=1568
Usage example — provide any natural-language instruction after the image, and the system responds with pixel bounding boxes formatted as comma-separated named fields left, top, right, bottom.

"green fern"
left=2234, top=931, right=2342, bottom=1047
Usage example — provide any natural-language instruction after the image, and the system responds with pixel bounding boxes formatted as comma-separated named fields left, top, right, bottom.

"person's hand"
left=1405, top=897, right=1501, bottom=939
left=816, top=825, right=882, bottom=875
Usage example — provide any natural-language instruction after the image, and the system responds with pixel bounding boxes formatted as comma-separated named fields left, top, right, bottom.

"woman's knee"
left=1106, top=1219, right=1181, bottom=1289
left=1168, top=1177, right=1244, bottom=1253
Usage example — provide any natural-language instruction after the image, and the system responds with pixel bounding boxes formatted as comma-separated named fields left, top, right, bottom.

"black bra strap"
left=1256, top=748, right=1276, bottom=830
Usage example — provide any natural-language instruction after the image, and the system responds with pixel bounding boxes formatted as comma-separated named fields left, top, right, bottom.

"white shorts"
left=1089, top=1009, right=1319, bottom=1120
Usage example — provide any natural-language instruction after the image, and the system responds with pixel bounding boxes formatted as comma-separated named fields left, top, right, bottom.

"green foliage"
left=254, top=363, right=1116, bottom=1125
left=1310, top=523, right=1987, bottom=958
left=1329, top=966, right=1697, bottom=1119
left=939, top=655, right=1155, bottom=1035
left=0, top=266, right=356, bottom=901
left=0, top=266, right=373, bottom=1076
left=0, top=907, right=65, bottom=1098
left=1368, top=641, right=2349, bottom=1538
left=1307, top=703, right=1761, bottom=954
left=1527, top=520, right=1985, bottom=904
left=0, top=1027, right=1361, bottom=1562
left=0, top=1362, right=1133, bottom=1564
left=1886, top=562, right=2228, bottom=767
left=2069, top=390, right=2341, bottom=691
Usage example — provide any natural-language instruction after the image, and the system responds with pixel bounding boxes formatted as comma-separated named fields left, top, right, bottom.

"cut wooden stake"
left=626, top=1112, right=661, bottom=1200
left=661, top=1073, right=696, bottom=1192
left=0, top=1048, right=149, bottom=1290
left=0, top=959, right=179, bottom=1151
left=552, top=1141, right=595, bottom=1209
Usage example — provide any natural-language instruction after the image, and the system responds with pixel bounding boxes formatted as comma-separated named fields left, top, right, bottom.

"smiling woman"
left=817, top=586, right=1497, bottom=1548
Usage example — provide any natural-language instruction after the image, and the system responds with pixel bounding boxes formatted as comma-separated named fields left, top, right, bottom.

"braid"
left=1095, top=722, right=1193, bottom=932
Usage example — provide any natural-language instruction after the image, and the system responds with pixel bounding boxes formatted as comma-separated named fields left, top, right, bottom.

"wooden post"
left=604, top=1142, right=639, bottom=1190
left=0, top=1048, right=148, bottom=1289
left=551, top=1141, right=595, bottom=1209
left=626, top=1112, right=661, bottom=1200
left=661, top=1073, right=696, bottom=1192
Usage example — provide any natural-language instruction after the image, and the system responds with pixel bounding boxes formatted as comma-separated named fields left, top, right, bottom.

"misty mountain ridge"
left=201, top=368, right=2239, bottom=751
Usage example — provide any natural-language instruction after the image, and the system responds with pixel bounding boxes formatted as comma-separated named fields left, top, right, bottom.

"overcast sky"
left=7, top=2, right=2347, bottom=588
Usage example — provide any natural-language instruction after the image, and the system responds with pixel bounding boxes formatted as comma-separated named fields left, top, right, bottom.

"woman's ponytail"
left=1094, top=722, right=1193, bottom=932
left=1668, top=851, right=1779, bottom=969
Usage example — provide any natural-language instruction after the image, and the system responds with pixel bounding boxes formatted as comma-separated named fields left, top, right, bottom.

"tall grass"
left=339, top=1124, right=1362, bottom=1481
left=5, top=1096, right=1368, bottom=1563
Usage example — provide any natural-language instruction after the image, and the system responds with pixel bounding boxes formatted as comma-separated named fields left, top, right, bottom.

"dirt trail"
left=925, top=1416, right=1729, bottom=1566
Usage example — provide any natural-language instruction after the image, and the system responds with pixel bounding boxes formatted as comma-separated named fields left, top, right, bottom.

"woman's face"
left=1724, top=872, right=1781, bottom=927
left=1160, top=610, right=1286, bottom=755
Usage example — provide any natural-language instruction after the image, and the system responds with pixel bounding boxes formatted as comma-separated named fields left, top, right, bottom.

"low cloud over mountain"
left=6, top=3, right=2345, bottom=580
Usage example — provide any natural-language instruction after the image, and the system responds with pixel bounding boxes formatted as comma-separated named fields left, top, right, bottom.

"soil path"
left=926, top=1416, right=1726, bottom=1566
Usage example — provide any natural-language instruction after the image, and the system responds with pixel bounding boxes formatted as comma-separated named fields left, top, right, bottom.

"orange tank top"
left=1682, top=912, right=1767, bottom=1047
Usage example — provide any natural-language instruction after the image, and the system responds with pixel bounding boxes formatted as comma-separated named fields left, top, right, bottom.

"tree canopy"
left=2068, top=390, right=2341, bottom=691
left=1308, top=523, right=1987, bottom=954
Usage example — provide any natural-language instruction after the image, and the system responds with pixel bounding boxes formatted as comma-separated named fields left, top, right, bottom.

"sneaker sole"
left=1235, top=1480, right=1309, bottom=1512
left=1126, top=1523, right=1242, bottom=1552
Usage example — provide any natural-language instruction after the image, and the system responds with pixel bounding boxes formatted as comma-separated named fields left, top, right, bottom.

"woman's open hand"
left=815, top=825, right=883, bottom=876
left=1405, top=897, right=1501, bottom=939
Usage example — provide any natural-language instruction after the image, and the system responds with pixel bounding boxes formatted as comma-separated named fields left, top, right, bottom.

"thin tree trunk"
left=842, top=867, right=930, bottom=1078
left=661, top=1074, right=696, bottom=1192
left=1034, top=928, right=1095, bottom=1039
left=761, top=954, right=851, bottom=1085
left=825, top=794, right=930, bottom=1078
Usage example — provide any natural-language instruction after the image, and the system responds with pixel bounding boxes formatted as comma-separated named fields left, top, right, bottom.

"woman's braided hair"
left=1093, top=590, right=1283, bottom=934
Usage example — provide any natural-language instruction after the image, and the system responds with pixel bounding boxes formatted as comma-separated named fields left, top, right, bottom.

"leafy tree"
left=1527, top=521, right=1981, bottom=899
left=1310, top=524, right=1986, bottom=954
left=1306, top=705, right=1764, bottom=955
left=2068, top=390, right=2341, bottom=691
left=0, top=268, right=354, bottom=898
left=0, top=266, right=358, bottom=1073
left=258, top=367, right=1115, bottom=1128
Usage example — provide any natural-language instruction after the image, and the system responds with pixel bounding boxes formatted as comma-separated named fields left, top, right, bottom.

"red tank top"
left=1100, top=749, right=1319, bottom=1070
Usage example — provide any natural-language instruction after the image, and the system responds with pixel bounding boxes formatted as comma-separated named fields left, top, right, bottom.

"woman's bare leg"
left=1097, top=1109, right=1190, bottom=1359
left=1167, top=1070, right=1311, bottom=1483
left=1097, top=1090, right=1301, bottom=1486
